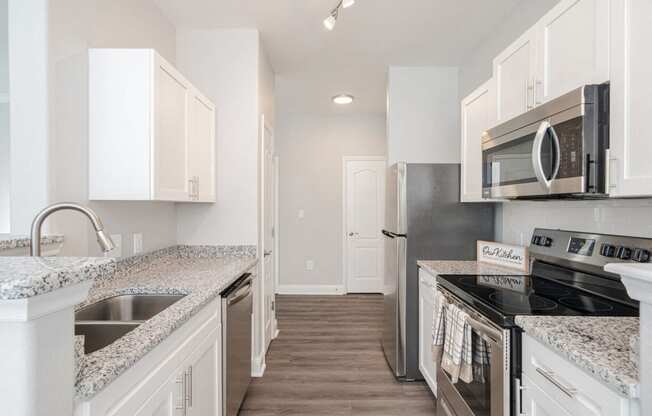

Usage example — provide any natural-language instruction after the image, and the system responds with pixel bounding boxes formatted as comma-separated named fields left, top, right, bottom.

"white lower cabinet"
left=418, top=268, right=437, bottom=395
left=75, top=298, right=222, bottom=416
left=521, top=334, right=639, bottom=416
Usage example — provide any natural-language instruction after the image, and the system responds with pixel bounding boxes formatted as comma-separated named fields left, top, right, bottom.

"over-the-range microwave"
left=482, top=84, right=609, bottom=199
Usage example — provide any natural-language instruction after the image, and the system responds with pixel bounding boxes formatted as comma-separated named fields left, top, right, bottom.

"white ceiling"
left=154, top=0, right=521, bottom=114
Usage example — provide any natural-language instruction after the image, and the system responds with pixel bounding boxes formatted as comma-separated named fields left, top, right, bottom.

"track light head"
left=342, top=0, right=355, bottom=8
left=323, top=13, right=337, bottom=31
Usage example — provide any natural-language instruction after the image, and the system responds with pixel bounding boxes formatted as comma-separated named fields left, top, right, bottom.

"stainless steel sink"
left=75, top=294, right=185, bottom=354
left=75, top=294, right=185, bottom=322
left=75, top=322, right=140, bottom=354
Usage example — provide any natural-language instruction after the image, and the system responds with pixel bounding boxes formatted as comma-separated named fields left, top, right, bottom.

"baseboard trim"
left=251, top=353, right=266, bottom=378
left=276, top=285, right=345, bottom=295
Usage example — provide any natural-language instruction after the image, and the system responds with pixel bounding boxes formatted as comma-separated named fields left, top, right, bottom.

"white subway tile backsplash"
left=500, top=199, right=652, bottom=245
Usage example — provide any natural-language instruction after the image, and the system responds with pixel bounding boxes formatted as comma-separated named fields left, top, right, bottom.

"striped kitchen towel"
left=441, top=303, right=473, bottom=384
left=472, top=332, right=491, bottom=383
left=431, top=289, right=447, bottom=363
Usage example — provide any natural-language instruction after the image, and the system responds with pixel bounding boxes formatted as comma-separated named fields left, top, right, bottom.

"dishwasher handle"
left=227, top=280, right=252, bottom=306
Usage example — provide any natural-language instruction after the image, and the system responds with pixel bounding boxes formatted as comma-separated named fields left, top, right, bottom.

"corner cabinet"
left=418, top=268, right=438, bottom=396
left=89, top=49, right=216, bottom=203
left=460, top=79, right=496, bottom=202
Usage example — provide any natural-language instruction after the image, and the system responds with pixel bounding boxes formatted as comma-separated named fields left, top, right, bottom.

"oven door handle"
left=466, top=316, right=502, bottom=344
left=532, top=120, right=561, bottom=191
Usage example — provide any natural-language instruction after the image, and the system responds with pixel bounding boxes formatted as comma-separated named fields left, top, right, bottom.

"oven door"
left=436, top=315, right=510, bottom=416
left=482, top=107, right=586, bottom=199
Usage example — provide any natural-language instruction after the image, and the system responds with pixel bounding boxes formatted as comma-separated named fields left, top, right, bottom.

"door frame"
left=341, top=156, right=387, bottom=293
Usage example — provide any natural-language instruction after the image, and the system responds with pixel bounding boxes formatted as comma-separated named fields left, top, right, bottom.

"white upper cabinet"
left=89, top=49, right=216, bottom=202
left=536, top=0, right=610, bottom=104
left=608, top=0, right=652, bottom=197
left=493, top=0, right=609, bottom=124
left=460, top=79, right=496, bottom=202
left=187, top=93, right=217, bottom=203
left=493, top=27, right=538, bottom=125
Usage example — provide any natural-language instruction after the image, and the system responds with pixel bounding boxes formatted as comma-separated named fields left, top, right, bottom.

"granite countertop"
left=0, top=256, right=115, bottom=300
left=0, top=234, right=64, bottom=251
left=417, top=260, right=530, bottom=278
left=516, top=316, right=639, bottom=398
left=75, top=246, right=257, bottom=401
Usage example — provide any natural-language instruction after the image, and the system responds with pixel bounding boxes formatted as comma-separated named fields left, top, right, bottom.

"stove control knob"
left=600, top=244, right=616, bottom=258
left=531, top=236, right=541, bottom=246
left=541, top=237, right=553, bottom=247
left=633, top=248, right=651, bottom=263
left=617, top=246, right=633, bottom=260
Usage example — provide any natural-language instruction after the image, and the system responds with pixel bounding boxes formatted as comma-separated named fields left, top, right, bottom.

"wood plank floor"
left=240, top=295, right=436, bottom=416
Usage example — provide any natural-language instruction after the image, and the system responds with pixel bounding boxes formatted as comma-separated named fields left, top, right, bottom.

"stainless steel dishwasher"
left=221, top=274, right=253, bottom=416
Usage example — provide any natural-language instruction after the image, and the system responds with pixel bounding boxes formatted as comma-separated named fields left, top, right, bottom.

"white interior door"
left=344, top=159, right=386, bottom=294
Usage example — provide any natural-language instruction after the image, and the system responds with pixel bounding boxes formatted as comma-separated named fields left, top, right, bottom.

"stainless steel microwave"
left=482, top=84, right=609, bottom=199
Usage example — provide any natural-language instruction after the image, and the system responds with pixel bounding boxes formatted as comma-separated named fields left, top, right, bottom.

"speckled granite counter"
left=417, top=260, right=529, bottom=278
left=0, top=256, right=115, bottom=300
left=75, top=246, right=257, bottom=400
left=0, top=234, right=64, bottom=251
left=516, top=316, right=639, bottom=398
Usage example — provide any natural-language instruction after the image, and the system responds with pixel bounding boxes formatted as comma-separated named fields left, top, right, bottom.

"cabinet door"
left=418, top=274, right=437, bottom=395
left=185, top=327, right=220, bottom=416
left=153, top=57, right=190, bottom=201
left=133, top=375, right=184, bottom=416
left=522, top=376, right=572, bottom=416
left=188, top=92, right=216, bottom=202
left=461, top=79, right=495, bottom=202
left=493, top=27, right=537, bottom=124
left=609, top=0, right=652, bottom=197
left=536, top=0, right=609, bottom=104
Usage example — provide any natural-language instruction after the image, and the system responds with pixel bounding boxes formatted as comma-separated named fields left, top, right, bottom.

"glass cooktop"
left=436, top=273, right=639, bottom=327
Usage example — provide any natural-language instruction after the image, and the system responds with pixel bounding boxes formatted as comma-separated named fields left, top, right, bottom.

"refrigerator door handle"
left=382, top=229, right=407, bottom=239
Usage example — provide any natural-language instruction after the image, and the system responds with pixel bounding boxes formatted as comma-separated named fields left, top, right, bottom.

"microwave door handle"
left=532, top=121, right=552, bottom=190
left=549, top=125, right=561, bottom=180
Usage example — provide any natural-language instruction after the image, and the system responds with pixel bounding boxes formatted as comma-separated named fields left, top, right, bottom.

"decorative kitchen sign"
left=477, top=240, right=529, bottom=272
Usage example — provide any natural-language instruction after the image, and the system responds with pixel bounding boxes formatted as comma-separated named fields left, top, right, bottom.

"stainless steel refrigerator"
left=381, top=162, right=495, bottom=380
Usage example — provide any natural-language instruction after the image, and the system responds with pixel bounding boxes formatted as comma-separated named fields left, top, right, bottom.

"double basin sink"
left=75, top=294, right=185, bottom=354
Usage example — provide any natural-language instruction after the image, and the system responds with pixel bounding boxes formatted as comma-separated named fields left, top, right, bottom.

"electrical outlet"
left=108, top=234, right=122, bottom=258
left=298, top=209, right=305, bottom=219
left=305, top=259, right=314, bottom=271
left=133, top=233, right=143, bottom=255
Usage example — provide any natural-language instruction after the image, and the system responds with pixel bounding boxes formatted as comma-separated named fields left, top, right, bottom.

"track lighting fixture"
left=323, top=0, right=355, bottom=31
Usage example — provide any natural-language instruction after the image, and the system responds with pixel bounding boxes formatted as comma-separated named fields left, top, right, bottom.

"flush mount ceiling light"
left=323, top=0, right=355, bottom=31
left=333, top=94, right=355, bottom=105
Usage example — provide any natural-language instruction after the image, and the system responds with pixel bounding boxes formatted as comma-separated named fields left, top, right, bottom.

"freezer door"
left=381, top=162, right=407, bottom=378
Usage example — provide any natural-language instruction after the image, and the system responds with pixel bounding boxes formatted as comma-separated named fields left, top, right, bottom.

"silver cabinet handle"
left=348, top=232, right=359, bottom=237
left=186, top=366, right=193, bottom=408
left=535, top=366, right=577, bottom=398
left=194, top=176, right=199, bottom=200
left=535, top=80, right=543, bottom=105
left=176, top=373, right=187, bottom=414
left=526, top=79, right=534, bottom=110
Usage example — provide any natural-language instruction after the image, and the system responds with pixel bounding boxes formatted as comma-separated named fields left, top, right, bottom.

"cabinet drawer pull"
left=176, top=373, right=187, bottom=414
left=186, top=365, right=193, bottom=407
left=535, top=366, right=577, bottom=398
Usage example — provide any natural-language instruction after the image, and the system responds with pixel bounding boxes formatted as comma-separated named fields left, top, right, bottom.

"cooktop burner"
left=436, top=272, right=638, bottom=327
left=488, top=292, right=558, bottom=313
left=558, top=295, right=615, bottom=313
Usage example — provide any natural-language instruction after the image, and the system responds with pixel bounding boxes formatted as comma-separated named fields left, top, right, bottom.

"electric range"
left=434, top=228, right=649, bottom=416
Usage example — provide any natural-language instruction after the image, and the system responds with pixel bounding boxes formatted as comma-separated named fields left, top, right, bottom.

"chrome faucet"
left=30, top=202, right=115, bottom=256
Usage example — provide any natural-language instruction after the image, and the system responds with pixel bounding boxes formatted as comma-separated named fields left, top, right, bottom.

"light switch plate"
left=133, top=233, right=143, bottom=255
left=305, top=259, right=314, bottom=271
left=298, top=209, right=305, bottom=219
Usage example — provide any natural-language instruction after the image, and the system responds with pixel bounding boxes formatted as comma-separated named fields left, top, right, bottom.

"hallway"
left=240, top=295, right=437, bottom=415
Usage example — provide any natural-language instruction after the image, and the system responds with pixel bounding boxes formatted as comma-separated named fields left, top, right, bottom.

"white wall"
left=0, top=0, right=8, bottom=233
left=460, top=0, right=652, bottom=243
left=387, top=66, right=460, bottom=165
left=275, top=111, right=386, bottom=291
left=48, top=0, right=178, bottom=255
left=175, top=29, right=260, bottom=246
